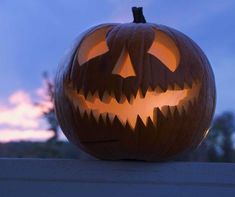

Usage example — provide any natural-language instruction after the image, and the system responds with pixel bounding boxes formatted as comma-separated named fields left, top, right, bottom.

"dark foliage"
left=0, top=142, right=80, bottom=158
left=40, top=72, right=60, bottom=142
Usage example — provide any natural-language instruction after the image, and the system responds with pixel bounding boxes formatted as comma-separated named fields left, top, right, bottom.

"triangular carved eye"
left=77, top=26, right=112, bottom=65
left=148, top=30, right=180, bottom=72
left=112, top=47, right=136, bottom=78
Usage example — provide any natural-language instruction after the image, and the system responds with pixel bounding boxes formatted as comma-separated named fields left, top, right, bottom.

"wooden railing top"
left=0, top=159, right=235, bottom=197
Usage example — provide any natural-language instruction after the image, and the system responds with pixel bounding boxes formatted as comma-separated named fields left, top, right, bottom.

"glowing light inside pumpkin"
left=112, top=47, right=136, bottom=78
left=77, top=27, right=180, bottom=74
left=72, top=26, right=199, bottom=129
left=67, top=81, right=200, bottom=129
left=77, top=27, right=111, bottom=65
left=148, top=30, right=180, bottom=72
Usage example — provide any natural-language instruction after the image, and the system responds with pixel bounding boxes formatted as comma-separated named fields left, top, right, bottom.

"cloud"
left=0, top=85, right=68, bottom=143
left=0, top=90, right=43, bottom=129
left=0, top=88, right=57, bottom=142
left=0, top=128, right=54, bottom=143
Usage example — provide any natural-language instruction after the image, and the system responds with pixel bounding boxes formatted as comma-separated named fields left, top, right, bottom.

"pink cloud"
left=0, top=87, right=61, bottom=142
left=0, top=128, right=54, bottom=143
left=0, top=90, right=43, bottom=129
left=0, top=87, right=67, bottom=142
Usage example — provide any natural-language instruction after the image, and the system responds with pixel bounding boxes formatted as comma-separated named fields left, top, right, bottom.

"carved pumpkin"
left=55, top=7, right=216, bottom=161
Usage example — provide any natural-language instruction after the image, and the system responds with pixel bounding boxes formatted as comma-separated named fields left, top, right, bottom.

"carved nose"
left=112, top=47, right=136, bottom=78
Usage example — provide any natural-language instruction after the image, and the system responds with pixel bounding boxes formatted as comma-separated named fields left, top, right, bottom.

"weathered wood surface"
left=0, top=159, right=235, bottom=197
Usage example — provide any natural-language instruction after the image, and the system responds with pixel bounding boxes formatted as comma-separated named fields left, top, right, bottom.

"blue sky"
left=0, top=0, right=235, bottom=114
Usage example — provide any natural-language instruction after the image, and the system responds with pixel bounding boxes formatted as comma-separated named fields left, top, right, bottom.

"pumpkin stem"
left=132, top=7, right=146, bottom=23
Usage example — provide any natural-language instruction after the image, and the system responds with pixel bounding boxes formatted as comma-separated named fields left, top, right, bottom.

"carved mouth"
left=66, top=81, right=201, bottom=129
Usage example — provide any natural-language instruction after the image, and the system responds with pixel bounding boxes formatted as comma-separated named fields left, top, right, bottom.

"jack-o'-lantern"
left=55, top=7, right=216, bottom=161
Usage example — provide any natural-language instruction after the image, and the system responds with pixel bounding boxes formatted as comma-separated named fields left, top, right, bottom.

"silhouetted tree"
left=206, top=112, right=235, bottom=162
left=40, top=72, right=59, bottom=142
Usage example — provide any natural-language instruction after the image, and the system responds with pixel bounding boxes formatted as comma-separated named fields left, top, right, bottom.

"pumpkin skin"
left=55, top=8, right=216, bottom=161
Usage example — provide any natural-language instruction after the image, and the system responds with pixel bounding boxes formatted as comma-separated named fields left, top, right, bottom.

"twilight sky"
left=0, top=0, right=235, bottom=141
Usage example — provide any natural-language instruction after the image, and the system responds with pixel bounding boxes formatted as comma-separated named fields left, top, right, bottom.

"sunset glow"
left=0, top=91, right=43, bottom=129
left=0, top=88, right=55, bottom=143
left=0, top=129, right=54, bottom=143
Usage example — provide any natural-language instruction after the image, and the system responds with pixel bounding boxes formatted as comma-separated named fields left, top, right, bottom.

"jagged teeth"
left=177, top=105, right=184, bottom=116
left=77, top=90, right=137, bottom=105
left=153, top=108, right=159, bottom=125
left=129, top=94, right=134, bottom=104
left=155, top=86, right=163, bottom=93
left=102, top=91, right=110, bottom=103
left=76, top=98, right=195, bottom=129
left=119, top=95, right=127, bottom=104
left=183, top=102, right=189, bottom=112
left=101, top=113, right=107, bottom=122
left=77, top=106, right=84, bottom=117
left=136, top=89, right=143, bottom=98
left=174, top=83, right=181, bottom=90
left=98, top=90, right=104, bottom=101
left=168, top=84, right=174, bottom=90
left=184, top=82, right=191, bottom=89
left=77, top=81, right=197, bottom=102
left=86, top=91, right=93, bottom=102
left=161, top=105, right=169, bottom=118
left=78, top=89, right=84, bottom=95
left=107, top=113, right=115, bottom=124
left=68, top=80, right=200, bottom=130
left=169, top=106, right=176, bottom=115
left=92, top=110, right=99, bottom=122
